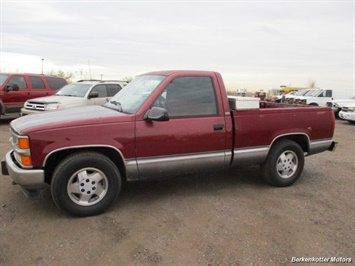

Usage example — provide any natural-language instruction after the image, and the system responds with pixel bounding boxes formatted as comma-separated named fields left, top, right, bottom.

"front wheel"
left=261, top=140, right=305, bottom=187
left=51, top=152, right=121, bottom=216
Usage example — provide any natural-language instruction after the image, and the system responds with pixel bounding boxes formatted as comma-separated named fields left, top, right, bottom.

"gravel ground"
left=0, top=118, right=354, bottom=266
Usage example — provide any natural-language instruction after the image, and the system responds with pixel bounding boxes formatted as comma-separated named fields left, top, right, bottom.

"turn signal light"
left=18, top=138, right=30, bottom=149
left=21, top=155, right=32, bottom=167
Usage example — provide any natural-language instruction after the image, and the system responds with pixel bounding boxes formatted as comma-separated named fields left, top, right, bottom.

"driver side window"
left=153, top=76, right=218, bottom=117
left=8, top=76, right=27, bottom=89
left=91, top=85, right=107, bottom=97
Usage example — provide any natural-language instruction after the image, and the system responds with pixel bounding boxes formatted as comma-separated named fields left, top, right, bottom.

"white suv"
left=21, top=80, right=127, bottom=115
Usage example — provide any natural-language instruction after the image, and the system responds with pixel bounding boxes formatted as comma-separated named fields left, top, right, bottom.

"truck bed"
left=230, top=101, right=335, bottom=166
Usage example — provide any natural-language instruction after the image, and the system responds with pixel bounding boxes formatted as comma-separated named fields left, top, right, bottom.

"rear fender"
left=270, top=133, right=310, bottom=154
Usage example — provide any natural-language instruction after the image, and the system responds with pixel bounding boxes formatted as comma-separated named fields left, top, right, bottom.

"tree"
left=307, top=79, right=317, bottom=88
left=47, top=70, right=74, bottom=81
left=123, top=76, right=133, bottom=83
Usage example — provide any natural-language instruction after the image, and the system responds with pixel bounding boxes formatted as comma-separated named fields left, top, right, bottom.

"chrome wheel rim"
left=67, top=167, right=108, bottom=206
left=276, top=150, right=298, bottom=179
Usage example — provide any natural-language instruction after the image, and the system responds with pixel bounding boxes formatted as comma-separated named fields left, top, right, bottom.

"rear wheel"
left=261, top=140, right=304, bottom=187
left=51, top=152, right=121, bottom=216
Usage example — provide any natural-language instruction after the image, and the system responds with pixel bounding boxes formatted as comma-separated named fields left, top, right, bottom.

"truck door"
left=2, top=75, right=28, bottom=114
left=135, top=76, right=228, bottom=179
left=316, top=89, right=332, bottom=106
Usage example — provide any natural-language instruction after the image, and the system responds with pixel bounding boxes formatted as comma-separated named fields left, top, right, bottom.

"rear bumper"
left=308, top=139, right=337, bottom=155
left=2, top=151, right=46, bottom=191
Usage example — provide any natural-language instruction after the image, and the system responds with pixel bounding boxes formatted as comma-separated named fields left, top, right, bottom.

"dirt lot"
left=0, top=118, right=354, bottom=266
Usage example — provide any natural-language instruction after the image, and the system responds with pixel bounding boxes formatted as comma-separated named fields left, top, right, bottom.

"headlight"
left=10, top=132, right=33, bottom=168
left=348, top=107, right=355, bottom=112
left=45, top=103, right=60, bottom=110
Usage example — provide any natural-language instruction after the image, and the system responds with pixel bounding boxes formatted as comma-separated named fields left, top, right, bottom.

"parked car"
left=283, top=89, right=312, bottom=104
left=21, top=80, right=127, bottom=115
left=0, top=73, right=67, bottom=119
left=339, top=102, right=355, bottom=123
left=326, top=98, right=355, bottom=118
left=1, top=70, right=337, bottom=216
left=295, top=88, right=355, bottom=106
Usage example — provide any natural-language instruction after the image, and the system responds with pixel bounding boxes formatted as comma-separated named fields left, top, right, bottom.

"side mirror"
left=6, top=83, right=19, bottom=92
left=144, top=107, right=169, bottom=121
left=88, top=91, right=99, bottom=99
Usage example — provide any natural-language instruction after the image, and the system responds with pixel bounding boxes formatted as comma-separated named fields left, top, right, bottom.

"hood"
left=343, top=102, right=355, bottom=108
left=329, top=99, right=355, bottom=105
left=11, top=105, right=130, bottom=134
left=26, top=95, right=85, bottom=105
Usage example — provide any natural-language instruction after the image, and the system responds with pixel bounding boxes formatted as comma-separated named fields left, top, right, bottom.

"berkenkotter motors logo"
left=291, top=257, right=352, bottom=263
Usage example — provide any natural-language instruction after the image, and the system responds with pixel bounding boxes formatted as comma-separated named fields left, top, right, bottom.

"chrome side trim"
left=136, top=151, right=230, bottom=180
left=270, top=132, right=310, bottom=149
left=232, top=146, right=269, bottom=166
left=308, top=139, right=334, bottom=155
left=125, top=159, right=139, bottom=181
left=43, top=144, right=125, bottom=167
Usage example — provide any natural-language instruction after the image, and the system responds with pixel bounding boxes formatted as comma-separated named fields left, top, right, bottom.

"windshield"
left=104, top=74, right=166, bottom=114
left=307, top=90, right=322, bottom=97
left=0, top=74, right=9, bottom=86
left=303, top=90, right=317, bottom=96
left=55, top=83, right=92, bottom=97
left=295, top=90, right=307, bottom=96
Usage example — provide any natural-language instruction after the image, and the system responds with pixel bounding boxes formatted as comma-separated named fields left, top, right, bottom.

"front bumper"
left=339, top=111, right=355, bottom=122
left=2, top=151, right=46, bottom=191
left=20, top=107, right=42, bottom=116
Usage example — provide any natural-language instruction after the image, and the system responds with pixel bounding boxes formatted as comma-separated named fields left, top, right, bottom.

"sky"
left=0, top=0, right=354, bottom=91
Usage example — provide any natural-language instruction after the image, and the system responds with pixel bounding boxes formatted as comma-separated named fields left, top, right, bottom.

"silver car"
left=21, top=80, right=127, bottom=115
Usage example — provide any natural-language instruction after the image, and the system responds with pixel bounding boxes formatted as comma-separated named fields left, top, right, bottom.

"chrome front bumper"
left=2, top=151, right=46, bottom=191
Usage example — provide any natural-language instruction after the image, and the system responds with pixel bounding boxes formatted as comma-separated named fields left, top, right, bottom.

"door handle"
left=213, top=124, right=225, bottom=131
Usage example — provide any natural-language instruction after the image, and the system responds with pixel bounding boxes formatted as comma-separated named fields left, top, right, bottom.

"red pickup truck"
left=1, top=70, right=337, bottom=216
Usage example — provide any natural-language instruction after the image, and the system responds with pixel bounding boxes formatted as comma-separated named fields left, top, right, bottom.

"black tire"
left=51, top=152, right=121, bottom=216
left=261, top=140, right=305, bottom=187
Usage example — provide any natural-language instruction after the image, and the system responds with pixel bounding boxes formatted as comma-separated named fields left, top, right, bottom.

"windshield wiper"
left=109, top=100, right=123, bottom=112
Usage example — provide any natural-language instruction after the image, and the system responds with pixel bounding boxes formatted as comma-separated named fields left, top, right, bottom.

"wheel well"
left=272, top=134, right=309, bottom=153
left=309, top=103, right=319, bottom=106
left=44, top=147, right=127, bottom=184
